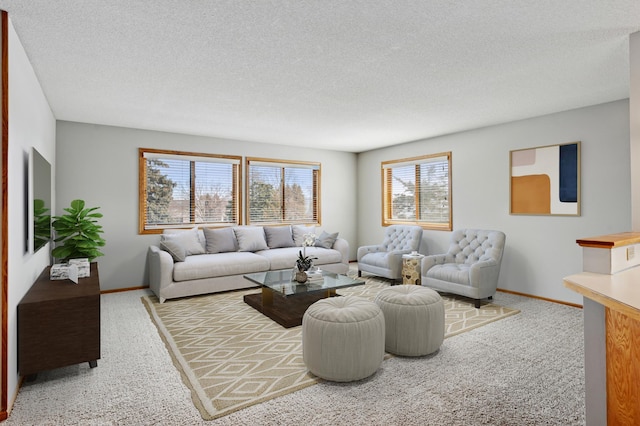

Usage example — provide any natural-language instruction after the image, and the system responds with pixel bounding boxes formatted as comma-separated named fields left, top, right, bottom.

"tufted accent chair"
left=357, top=225, right=423, bottom=283
left=421, top=229, right=506, bottom=308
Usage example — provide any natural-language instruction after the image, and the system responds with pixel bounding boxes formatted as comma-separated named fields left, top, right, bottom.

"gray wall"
left=55, top=122, right=358, bottom=291
left=357, top=100, right=631, bottom=305
left=7, top=20, right=56, bottom=408
left=57, top=99, right=630, bottom=304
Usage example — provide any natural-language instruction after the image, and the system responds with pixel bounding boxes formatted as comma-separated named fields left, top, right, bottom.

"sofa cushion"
left=257, top=246, right=343, bottom=270
left=234, top=226, right=268, bottom=252
left=264, top=226, right=295, bottom=248
left=173, top=252, right=270, bottom=282
left=315, top=231, right=339, bottom=249
left=203, top=227, right=238, bottom=253
left=161, top=227, right=205, bottom=257
left=292, top=225, right=316, bottom=246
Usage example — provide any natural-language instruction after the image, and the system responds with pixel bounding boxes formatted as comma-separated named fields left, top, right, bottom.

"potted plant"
left=51, top=199, right=106, bottom=262
left=295, top=250, right=317, bottom=283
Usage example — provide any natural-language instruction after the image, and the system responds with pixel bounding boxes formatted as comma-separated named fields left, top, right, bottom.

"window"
left=246, top=158, right=320, bottom=225
left=382, top=152, right=452, bottom=230
left=139, top=148, right=241, bottom=233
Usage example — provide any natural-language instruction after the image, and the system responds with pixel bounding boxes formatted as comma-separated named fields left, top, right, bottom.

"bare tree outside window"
left=247, top=158, right=320, bottom=225
left=382, top=153, right=452, bottom=231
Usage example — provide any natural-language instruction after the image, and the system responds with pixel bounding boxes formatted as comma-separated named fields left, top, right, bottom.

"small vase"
left=295, top=271, right=308, bottom=283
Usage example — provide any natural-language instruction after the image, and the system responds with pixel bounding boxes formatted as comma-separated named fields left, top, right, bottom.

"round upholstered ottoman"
left=302, top=296, right=385, bottom=382
left=374, top=285, right=444, bottom=356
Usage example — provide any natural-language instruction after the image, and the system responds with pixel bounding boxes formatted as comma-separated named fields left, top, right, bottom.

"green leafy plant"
left=52, top=199, right=106, bottom=261
left=296, top=250, right=317, bottom=272
left=33, top=198, right=51, bottom=251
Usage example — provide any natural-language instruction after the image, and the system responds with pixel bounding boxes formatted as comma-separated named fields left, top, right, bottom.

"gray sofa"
left=148, top=225, right=349, bottom=303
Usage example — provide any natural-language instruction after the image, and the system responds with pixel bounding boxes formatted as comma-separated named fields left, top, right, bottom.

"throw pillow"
left=161, top=227, right=205, bottom=256
left=203, top=227, right=238, bottom=253
left=315, top=230, right=339, bottom=249
left=292, top=225, right=316, bottom=246
left=234, top=226, right=268, bottom=252
left=159, top=239, right=186, bottom=262
left=264, top=226, right=295, bottom=248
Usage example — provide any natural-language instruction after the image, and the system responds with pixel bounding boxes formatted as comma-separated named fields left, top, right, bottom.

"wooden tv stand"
left=18, top=263, right=101, bottom=379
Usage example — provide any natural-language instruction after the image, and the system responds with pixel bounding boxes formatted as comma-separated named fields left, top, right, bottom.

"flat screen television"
left=32, top=147, right=51, bottom=253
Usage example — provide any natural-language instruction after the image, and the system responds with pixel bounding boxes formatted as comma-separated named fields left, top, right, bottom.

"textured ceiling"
left=1, top=1, right=639, bottom=152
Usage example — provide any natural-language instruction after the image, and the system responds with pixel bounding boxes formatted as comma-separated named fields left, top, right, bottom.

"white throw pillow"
left=292, top=225, right=316, bottom=246
left=234, top=226, right=268, bottom=252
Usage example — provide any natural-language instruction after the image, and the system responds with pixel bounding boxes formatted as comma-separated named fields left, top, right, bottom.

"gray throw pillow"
left=159, top=239, right=186, bottom=262
left=161, top=227, right=205, bottom=256
left=203, top=227, right=238, bottom=253
left=315, top=231, right=339, bottom=249
left=264, top=226, right=295, bottom=248
left=292, top=225, right=316, bottom=246
left=234, top=226, right=269, bottom=252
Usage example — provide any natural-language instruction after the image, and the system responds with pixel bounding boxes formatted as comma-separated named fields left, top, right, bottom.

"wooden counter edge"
left=576, top=232, right=640, bottom=249
left=563, top=277, right=640, bottom=323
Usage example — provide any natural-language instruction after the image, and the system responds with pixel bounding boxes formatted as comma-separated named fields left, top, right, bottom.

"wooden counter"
left=565, top=234, right=640, bottom=426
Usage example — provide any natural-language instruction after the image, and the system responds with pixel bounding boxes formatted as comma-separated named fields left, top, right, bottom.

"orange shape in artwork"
left=511, top=175, right=551, bottom=214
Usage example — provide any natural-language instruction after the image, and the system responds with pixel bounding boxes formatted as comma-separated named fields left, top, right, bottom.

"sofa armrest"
left=148, top=245, right=175, bottom=303
left=357, top=244, right=385, bottom=261
left=333, top=238, right=350, bottom=265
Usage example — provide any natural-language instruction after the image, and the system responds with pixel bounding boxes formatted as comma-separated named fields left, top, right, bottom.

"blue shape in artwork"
left=559, top=144, right=578, bottom=202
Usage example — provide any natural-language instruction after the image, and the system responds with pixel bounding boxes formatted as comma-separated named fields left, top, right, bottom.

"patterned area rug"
left=142, top=275, right=519, bottom=420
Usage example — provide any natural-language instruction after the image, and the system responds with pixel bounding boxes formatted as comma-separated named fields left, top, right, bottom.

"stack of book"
left=49, top=258, right=90, bottom=281
left=305, top=271, right=324, bottom=283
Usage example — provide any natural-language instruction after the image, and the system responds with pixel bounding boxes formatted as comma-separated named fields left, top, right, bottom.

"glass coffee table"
left=243, top=269, right=365, bottom=328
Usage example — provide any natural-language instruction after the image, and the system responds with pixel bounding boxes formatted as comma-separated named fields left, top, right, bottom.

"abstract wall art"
left=510, top=141, right=580, bottom=216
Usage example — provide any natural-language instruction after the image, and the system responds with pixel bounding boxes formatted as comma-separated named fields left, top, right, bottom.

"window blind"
left=140, top=149, right=241, bottom=232
left=247, top=158, right=320, bottom=225
left=382, top=152, right=451, bottom=230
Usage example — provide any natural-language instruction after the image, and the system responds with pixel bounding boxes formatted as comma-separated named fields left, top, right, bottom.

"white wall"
left=357, top=100, right=631, bottom=305
left=55, top=122, right=358, bottom=291
left=631, top=32, right=640, bottom=229
left=7, top=20, right=56, bottom=405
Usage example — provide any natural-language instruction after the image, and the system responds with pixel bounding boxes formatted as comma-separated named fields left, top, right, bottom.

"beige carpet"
left=142, top=277, right=519, bottom=421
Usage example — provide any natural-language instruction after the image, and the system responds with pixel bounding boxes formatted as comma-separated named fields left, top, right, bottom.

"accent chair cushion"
left=264, top=226, right=295, bottom=248
left=234, top=226, right=268, bottom=252
left=382, top=225, right=422, bottom=252
left=203, top=227, right=238, bottom=254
